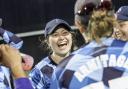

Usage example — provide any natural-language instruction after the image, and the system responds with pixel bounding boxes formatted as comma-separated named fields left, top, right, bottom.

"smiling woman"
left=114, top=6, right=128, bottom=41
left=29, top=18, right=77, bottom=89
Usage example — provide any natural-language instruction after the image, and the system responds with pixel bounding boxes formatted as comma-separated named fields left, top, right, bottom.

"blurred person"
left=0, top=44, right=33, bottom=89
left=0, top=27, right=34, bottom=71
left=114, top=6, right=128, bottom=41
left=74, top=0, right=101, bottom=43
left=0, top=24, right=23, bottom=89
left=0, top=18, right=34, bottom=71
left=0, top=18, right=34, bottom=89
left=29, top=19, right=77, bottom=89
left=49, top=0, right=128, bottom=89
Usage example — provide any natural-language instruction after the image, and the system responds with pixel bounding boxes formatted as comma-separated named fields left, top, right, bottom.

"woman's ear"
left=75, top=20, right=81, bottom=27
left=46, top=38, right=51, bottom=47
left=75, top=20, right=87, bottom=34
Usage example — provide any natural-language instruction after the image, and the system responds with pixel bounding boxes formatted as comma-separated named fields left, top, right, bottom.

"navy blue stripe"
left=59, top=69, right=74, bottom=88
left=91, top=46, right=108, bottom=57
left=103, top=67, right=123, bottom=87
left=111, top=39, right=126, bottom=47
left=56, top=54, right=74, bottom=80
left=107, top=40, right=126, bottom=56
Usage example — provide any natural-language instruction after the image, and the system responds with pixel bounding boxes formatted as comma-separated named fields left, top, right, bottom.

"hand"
left=0, top=44, right=22, bottom=68
left=0, top=44, right=26, bottom=78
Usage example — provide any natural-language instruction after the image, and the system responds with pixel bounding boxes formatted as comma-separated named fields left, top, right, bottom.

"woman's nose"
left=58, top=35, right=65, bottom=40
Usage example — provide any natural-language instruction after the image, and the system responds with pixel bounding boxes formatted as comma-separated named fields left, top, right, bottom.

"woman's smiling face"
left=48, top=27, right=72, bottom=56
left=119, top=21, right=128, bottom=41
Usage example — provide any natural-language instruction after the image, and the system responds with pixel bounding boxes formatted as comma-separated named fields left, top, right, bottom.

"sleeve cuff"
left=14, top=78, right=33, bottom=89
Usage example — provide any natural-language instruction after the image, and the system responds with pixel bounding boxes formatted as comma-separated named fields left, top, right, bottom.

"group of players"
left=0, top=0, right=128, bottom=89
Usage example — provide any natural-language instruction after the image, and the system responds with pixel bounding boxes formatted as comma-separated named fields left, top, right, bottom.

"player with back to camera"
left=50, top=0, right=128, bottom=89
left=0, top=18, right=34, bottom=89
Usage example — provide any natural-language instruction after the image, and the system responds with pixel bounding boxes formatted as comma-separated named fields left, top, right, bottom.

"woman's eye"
left=52, top=33, right=59, bottom=37
left=62, top=31, right=69, bottom=36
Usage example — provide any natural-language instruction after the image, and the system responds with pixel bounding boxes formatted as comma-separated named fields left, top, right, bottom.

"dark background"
left=0, top=0, right=75, bottom=33
left=0, top=0, right=128, bottom=66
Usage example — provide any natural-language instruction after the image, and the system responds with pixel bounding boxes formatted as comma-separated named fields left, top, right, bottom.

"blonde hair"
left=87, top=9, right=118, bottom=43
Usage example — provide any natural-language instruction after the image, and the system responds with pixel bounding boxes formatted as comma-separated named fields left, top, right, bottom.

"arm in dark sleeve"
left=14, top=78, right=34, bottom=89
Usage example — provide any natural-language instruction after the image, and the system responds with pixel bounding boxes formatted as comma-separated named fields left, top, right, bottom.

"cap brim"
left=117, top=14, right=128, bottom=21
left=48, top=23, right=71, bottom=35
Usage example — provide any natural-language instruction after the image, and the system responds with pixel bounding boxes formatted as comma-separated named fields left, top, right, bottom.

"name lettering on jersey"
left=74, top=54, right=128, bottom=82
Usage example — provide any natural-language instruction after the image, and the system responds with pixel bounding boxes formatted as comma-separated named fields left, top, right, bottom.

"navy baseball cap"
left=44, top=19, right=72, bottom=38
left=116, top=6, right=128, bottom=21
